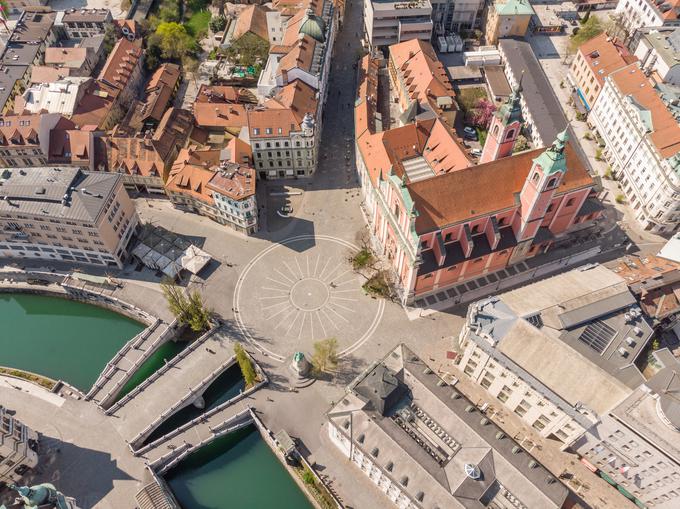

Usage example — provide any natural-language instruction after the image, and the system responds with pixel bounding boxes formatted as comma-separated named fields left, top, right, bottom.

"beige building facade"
left=0, top=167, right=138, bottom=267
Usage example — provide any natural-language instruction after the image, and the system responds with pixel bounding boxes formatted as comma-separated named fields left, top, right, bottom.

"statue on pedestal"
left=2, top=483, right=79, bottom=509
left=291, top=351, right=311, bottom=377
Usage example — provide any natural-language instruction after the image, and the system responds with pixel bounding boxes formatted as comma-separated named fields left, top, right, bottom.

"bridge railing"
left=86, top=318, right=163, bottom=400
left=94, top=320, right=181, bottom=408
left=152, top=409, right=254, bottom=475
left=135, top=371, right=268, bottom=457
left=127, top=355, right=237, bottom=449
left=104, top=324, right=219, bottom=416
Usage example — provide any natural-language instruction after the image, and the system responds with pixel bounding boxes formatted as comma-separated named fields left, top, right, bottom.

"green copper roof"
left=533, top=129, right=569, bottom=175
left=300, top=9, right=326, bottom=43
left=496, top=87, right=522, bottom=124
left=496, top=0, right=535, bottom=16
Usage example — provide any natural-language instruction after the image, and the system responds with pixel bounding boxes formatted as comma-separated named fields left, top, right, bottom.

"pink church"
left=355, top=54, right=604, bottom=305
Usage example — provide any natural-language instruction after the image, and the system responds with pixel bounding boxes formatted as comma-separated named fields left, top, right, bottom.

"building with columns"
left=479, top=86, right=522, bottom=163
left=355, top=54, right=603, bottom=305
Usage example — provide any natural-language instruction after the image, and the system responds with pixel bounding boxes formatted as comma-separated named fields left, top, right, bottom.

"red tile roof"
left=408, top=143, right=593, bottom=233
left=233, top=5, right=270, bottom=41
left=98, top=38, right=142, bottom=90
left=610, top=63, right=680, bottom=159
left=577, top=33, right=637, bottom=88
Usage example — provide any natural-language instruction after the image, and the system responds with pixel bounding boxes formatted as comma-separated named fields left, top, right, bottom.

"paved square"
left=233, top=235, right=384, bottom=363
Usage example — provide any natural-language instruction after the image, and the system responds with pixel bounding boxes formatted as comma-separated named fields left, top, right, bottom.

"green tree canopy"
left=153, top=22, right=194, bottom=60
left=311, top=338, right=339, bottom=375
left=234, top=343, right=258, bottom=387
left=224, top=32, right=269, bottom=67
left=569, top=16, right=604, bottom=54
left=160, top=279, right=212, bottom=332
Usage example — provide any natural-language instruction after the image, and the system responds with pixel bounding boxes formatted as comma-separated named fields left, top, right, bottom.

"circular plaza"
left=233, top=235, right=385, bottom=362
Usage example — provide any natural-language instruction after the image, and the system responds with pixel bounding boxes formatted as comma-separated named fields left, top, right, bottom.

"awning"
left=180, top=245, right=211, bottom=275
left=572, top=89, right=589, bottom=114
left=69, top=273, right=113, bottom=286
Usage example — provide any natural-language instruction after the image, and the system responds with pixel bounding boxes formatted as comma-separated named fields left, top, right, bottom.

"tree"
left=513, top=134, right=529, bottom=153
left=471, top=98, right=496, bottom=129
left=234, top=343, right=258, bottom=387
left=210, top=15, right=227, bottom=33
left=569, top=16, right=604, bottom=54
left=311, top=338, right=339, bottom=375
left=160, top=279, right=212, bottom=332
left=185, top=291, right=211, bottom=332
left=605, top=13, right=630, bottom=43
left=161, top=278, right=189, bottom=321
left=103, top=24, right=117, bottom=56
left=153, top=22, right=194, bottom=60
left=224, top=33, right=269, bottom=67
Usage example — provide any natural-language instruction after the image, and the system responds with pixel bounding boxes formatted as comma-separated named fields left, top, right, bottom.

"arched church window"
left=493, top=125, right=500, bottom=137
left=547, top=177, right=557, bottom=188
left=506, top=129, right=515, bottom=141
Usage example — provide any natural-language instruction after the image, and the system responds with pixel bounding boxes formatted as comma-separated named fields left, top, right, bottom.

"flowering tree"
left=471, top=98, right=496, bottom=129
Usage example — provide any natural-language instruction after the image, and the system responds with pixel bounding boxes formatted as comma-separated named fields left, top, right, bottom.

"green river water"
left=0, top=292, right=144, bottom=390
left=0, top=293, right=312, bottom=509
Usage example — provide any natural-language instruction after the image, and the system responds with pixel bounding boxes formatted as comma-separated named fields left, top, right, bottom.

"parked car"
left=470, top=148, right=482, bottom=157
left=463, top=126, right=478, bottom=140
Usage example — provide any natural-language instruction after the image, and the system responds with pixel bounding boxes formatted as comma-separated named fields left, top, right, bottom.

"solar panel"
left=525, top=313, right=543, bottom=328
left=578, top=320, right=616, bottom=353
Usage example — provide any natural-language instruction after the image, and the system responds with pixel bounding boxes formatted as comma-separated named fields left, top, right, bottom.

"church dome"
left=299, top=8, right=326, bottom=43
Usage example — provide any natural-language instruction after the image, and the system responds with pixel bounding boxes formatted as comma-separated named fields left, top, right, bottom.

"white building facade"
left=571, top=352, right=680, bottom=509
left=363, top=0, right=434, bottom=49
left=634, top=28, right=680, bottom=86
left=591, top=63, right=680, bottom=234
left=615, top=0, right=680, bottom=33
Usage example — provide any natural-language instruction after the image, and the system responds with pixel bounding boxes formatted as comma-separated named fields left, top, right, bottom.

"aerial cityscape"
left=0, top=0, right=679, bottom=507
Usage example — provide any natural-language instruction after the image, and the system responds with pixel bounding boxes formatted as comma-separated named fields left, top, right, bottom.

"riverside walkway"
left=109, top=327, right=238, bottom=449
left=87, top=319, right=179, bottom=408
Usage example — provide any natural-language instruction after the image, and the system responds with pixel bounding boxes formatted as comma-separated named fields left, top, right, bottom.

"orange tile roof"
left=264, top=79, right=318, bottom=124
left=609, top=63, right=680, bottom=158
left=44, top=47, right=89, bottom=67
left=0, top=113, right=44, bottom=147
left=71, top=81, right=119, bottom=129
left=233, top=5, right=270, bottom=41
left=195, top=85, right=257, bottom=104
left=577, top=33, right=637, bottom=88
left=355, top=55, right=379, bottom=140
left=192, top=102, right=249, bottom=130
left=247, top=108, right=299, bottom=138
left=389, top=39, right=456, bottom=115
left=278, top=35, right=317, bottom=75
left=166, top=147, right=218, bottom=204
left=206, top=159, right=256, bottom=201
left=408, top=143, right=593, bottom=233
left=108, top=108, right=194, bottom=180
left=146, top=63, right=180, bottom=92
left=30, top=66, right=72, bottom=84
left=98, top=38, right=142, bottom=91
left=49, top=127, right=92, bottom=166
left=224, top=137, right=252, bottom=165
